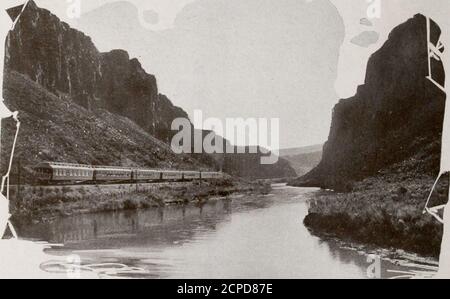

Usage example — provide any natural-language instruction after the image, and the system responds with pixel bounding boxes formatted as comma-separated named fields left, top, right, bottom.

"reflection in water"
left=19, top=198, right=238, bottom=251
left=17, top=185, right=435, bottom=279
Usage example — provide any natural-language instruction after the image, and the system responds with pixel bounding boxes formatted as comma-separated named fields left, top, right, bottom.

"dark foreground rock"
left=303, top=171, right=446, bottom=257
left=291, top=14, right=445, bottom=190
left=293, top=15, right=448, bottom=257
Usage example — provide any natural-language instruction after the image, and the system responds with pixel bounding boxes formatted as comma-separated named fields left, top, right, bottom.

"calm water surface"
left=17, top=184, right=437, bottom=279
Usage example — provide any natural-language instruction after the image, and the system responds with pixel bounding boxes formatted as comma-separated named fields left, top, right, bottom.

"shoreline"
left=299, top=173, right=447, bottom=259
left=11, top=178, right=271, bottom=225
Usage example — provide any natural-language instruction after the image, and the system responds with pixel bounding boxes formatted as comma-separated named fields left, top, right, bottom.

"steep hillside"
left=282, top=151, right=322, bottom=176
left=5, top=1, right=186, bottom=142
left=1, top=71, right=207, bottom=180
left=1, top=1, right=295, bottom=180
left=292, top=15, right=446, bottom=190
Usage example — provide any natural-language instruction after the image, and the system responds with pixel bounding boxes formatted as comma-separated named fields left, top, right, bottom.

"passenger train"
left=34, top=162, right=223, bottom=185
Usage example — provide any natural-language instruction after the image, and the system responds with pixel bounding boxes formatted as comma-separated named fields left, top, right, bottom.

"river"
left=16, top=184, right=438, bottom=279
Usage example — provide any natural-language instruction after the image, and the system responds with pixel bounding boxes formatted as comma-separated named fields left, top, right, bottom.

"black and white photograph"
left=0, top=0, right=450, bottom=282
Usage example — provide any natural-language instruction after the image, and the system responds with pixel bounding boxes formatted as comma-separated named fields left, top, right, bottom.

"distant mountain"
left=279, top=145, right=322, bottom=176
left=291, top=15, right=445, bottom=190
left=222, top=146, right=296, bottom=180
left=196, top=133, right=296, bottom=179
left=279, top=144, right=323, bottom=157
left=282, top=152, right=322, bottom=177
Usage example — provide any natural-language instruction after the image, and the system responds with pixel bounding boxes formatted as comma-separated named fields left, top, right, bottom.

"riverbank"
left=17, top=184, right=422, bottom=279
left=10, top=178, right=270, bottom=224
left=302, top=171, right=447, bottom=258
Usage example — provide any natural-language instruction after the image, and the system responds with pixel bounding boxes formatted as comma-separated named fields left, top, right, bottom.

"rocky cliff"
left=5, top=1, right=185, bottom=142
left=2, top=1, right=295, bottom=180
left=293, top=14, right=446, bottom=190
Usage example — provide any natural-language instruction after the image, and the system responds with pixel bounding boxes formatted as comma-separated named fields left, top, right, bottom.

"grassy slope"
left=1, top=71, right=210, bottom=181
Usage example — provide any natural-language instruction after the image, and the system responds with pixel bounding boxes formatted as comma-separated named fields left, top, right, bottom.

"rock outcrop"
left=5, top=1, right=185, bottom=142
left=2, top=1, right=295, bottom=180
left=293, top=15, right=446, bottom=190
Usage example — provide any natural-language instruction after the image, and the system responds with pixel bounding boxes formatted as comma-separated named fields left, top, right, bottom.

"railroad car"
left=93, top=166, right=133, bottom=181
left=201, top=172, right=224, bottom=179
left=136, top=169, right=162, bottom=181
left=161, top=170, right=183, bottom=180
left=34, top=162, right=223, bottom=185
left=182, top=171, right=201, bottom=180
left=34, top=162, right=94, bottom=183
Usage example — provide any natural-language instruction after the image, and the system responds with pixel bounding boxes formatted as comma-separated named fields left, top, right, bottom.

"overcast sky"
left=32, top=0, right=450, bottom=149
